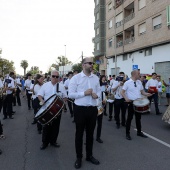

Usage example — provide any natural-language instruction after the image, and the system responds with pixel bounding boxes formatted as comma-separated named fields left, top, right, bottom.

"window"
left=108, top=20, right=113, bottom=29
left=145, top=48, right=152, bottom=56
left=108, top=2, right=112, bottom=11
left=167, top=6, right=170, bottom=26
left=96, top=0, right=99, bottom=6
left=139, top=0, right=146, bottom=10
left=139, top=23, right=146, bottom=35
left=96, top=12, right=99, bottom=20
left=123, top=54, right=128, bottom=61
left=113, top=56, right=115, bottom=62
left=108, top=38, right=113, bottom=47
left=97, top=43, right=99, bottom=50
left=96, top=27, right=99, bottom=35
left=153, top=15, right=162, bottom=30
left=116, top=12, right=123, bottom=27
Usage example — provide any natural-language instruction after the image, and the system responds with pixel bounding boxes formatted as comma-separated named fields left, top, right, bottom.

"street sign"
left=132, top=65, right=138, bottom=70
left=96, top=60, right=101, bottom=64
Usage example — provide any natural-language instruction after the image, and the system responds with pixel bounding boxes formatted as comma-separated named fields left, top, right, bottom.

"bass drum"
left=35, top=94, right=64, bottom=125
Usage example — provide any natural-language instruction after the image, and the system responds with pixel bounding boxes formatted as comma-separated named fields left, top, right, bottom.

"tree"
left=72, top=62, right=82, bottom=73
left=20, top=60, right=28, bottom=75
left=27, top=66, right=40, bottom=75
left=0, top=58, right=15, bottom=76
left=56, top=56, right=72, bottom=66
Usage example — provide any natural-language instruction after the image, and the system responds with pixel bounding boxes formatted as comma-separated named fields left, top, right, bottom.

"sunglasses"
left=134, top=82, right=137, bottom=87
left=52, top=75, right=59, bottom=78
left=84, top=62, right=94, bottom=65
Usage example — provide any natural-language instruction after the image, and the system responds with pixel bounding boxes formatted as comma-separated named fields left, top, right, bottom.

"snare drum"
left=35, top=94, right=64, bottom=125
left=133, top=98, right=149, bottom=113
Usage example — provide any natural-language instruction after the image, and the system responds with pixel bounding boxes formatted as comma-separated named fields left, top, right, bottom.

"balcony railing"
left=124, top=37, right=135, bottom=45
left=124, top=13, right=135, bottom=24
left=115, top=0, right=124, bottom=8
left=116, top=41, right=123, bottom=48
left=115, top=20, right=124, bottom=28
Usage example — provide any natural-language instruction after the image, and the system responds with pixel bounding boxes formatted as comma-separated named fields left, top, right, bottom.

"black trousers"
left=0, top=120, right=3, bottom=135
left=16, top=88, right=21, bottom=105
left=33, top=98, right=42, bottom=131
left=114, top=98, right=127, bottom=125
left=26, top=90, right=32, bottom=109
left=109, top=102, right=114, bottom=119
left=96, top=113, right=103, bottom=139
left=126, top=103, right=141, bottom=135
left=42, top=113, right=62, bottom=145
left=0, top=97, right=3, bottom=113
left=67, top=98, right=73, bottom=115
left=3, top=94, right=13, bottom=118
left=148, top=92, right=159, bottom=114
left=74, top=105, right=97, bottom=158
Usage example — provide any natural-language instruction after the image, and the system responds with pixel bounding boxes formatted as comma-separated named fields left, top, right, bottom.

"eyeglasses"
left=83, top=62, right=94, bottom=65
left=134, top=82, right=137, bottom=87
left=52, top=75, right=59, bottom=78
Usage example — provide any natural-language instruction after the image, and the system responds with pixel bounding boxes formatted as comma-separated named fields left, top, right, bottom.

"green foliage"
left=20, top=60, right=28, bottom=75
left=56, top=56, right=72, bottom=66
left=27, top=66, right=40, bottom=76
left=72, top=62, right=82, bottom=73
left=0, top=58, right=15, bottom=76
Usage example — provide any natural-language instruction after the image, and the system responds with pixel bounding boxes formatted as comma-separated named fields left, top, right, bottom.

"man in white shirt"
left=69, top=57, right=101, bottom=169
left=121, top=70, right=152, bottom=140
left=157, top=76, right=162, bottom=105
left=15, top=76, right=22, bottom=106
left=64, top=71, right=74, bottom=117
left=145, top=72, right=161, bottom=115
left=3, top=72, right=15, bottom=119
left=24, top=73, right=32, bottom=110
left=112, top=72, right=127, bottom=128
left=38, top=70, right=67, bottom=150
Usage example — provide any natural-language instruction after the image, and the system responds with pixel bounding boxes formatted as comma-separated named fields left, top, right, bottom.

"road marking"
left=134, top=129, right=170, bottom=148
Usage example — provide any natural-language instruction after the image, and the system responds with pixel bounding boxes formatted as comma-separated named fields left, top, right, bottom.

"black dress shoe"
left=18, top=104, right=21, bottom=106
left=40, top=144, right=48, bottom=150
left=96, top=138, right=103, bottom=143
left=126, top=134, right=132, bottom=140
left=74, top=158, right=82, bottom=169
left=116, top=125, right=120, bottom=129
left=86, top=156, right=100, bottom=165
left=12, top=111, right=16, bottom=113
left=3, top=117, right=7, bottom=120
left=137, top=132, right=148, bottom=138
left=0, top=149, right=2, bottom=155
left=9, top=117, right=14, bottom=119
left=38, top=130, right=42, bottom=134
left=108, top=118, right=112, bottom=121
left=50, top=143, right=60, bottom=148
left=104, top=113, right=107, bottom=116
left=32, top=121, right=37, bottom=125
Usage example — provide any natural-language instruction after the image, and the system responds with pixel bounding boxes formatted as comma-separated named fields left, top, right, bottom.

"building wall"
left=107, top=43, right=170, bottom=77
left=59, top=65, right=72, bottom=76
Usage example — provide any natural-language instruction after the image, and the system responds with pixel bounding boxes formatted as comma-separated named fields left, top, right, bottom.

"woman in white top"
left=31, top=74, right=44, bottom=134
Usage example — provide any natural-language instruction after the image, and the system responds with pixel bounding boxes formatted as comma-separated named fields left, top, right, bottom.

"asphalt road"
left=0, top=96, right=170, bottom=170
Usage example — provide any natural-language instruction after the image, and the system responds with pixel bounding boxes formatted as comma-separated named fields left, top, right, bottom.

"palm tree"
left=20, top=60, right=28, bottom=75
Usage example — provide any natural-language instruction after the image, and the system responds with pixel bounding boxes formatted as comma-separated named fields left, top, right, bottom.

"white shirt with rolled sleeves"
left=145, top=78, right=158, bottom=90
left=112, top=81, right=123, bottom=99
left=122, top=79, right=143, bottom=101
left=24, top=79, right=32, bottom=90
left=64, top=78, right=70, bottom=93
left=38, top=81, right=67, bottom=101
left=32, top=84, right=42, bottom=100
left=68, top=71, right=101, bottom=106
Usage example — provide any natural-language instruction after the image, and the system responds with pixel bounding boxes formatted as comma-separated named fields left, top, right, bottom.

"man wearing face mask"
left=69, top=57, right=101, bottom=169
left=112, top=72, right=127, bottom=128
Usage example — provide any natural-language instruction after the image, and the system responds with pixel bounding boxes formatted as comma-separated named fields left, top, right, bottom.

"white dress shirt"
left=145, top=78, right=158, bottom=90
left=32, top=84, right=42, bottom=99
left=64, top=78, right=70, bottom=92
left=6, top=77, right=15, bottom=94
left=38, top=81, right=67, bottom=101
left=68, top=71, right=101, bottom=106
left=112, top=81, right=123, bottom=99
left=122, top=79, right=143, bottom=101
left=24, top=79, right=32, bottom=90
left=158, top=82, right=162, bottom=92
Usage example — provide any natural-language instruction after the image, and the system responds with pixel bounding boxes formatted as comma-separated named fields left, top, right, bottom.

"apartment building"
left=94, top=0, right=170, bottom=80
left=93, top=0, right=106, bottom=75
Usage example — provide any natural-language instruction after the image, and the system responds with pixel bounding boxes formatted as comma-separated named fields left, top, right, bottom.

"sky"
left=0, top=0, right=95, bottom=75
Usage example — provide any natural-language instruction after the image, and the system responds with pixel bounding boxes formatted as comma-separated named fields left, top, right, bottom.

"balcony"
left=124, top=37, right=135, bottom=45
left=115, top=20, right=124, bottom=28
left=115, top=0, right=123, bottom=8
left=116, top=33, right=123, bottom=48
left=116, top=41, right=123, bottom=48
left=124, top=13, right=135, bottom=23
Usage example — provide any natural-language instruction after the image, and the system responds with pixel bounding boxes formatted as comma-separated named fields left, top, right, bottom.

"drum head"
left=35, top=94, right=57, bottom=118
left=133, top=98, right=149, bottom=107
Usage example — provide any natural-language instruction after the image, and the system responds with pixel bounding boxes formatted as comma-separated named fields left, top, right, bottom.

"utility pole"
left=82, top=51, right=83, bottom=62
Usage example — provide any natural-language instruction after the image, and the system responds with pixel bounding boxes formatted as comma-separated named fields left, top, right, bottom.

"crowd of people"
left=0, top=57, right=169, bottom=170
